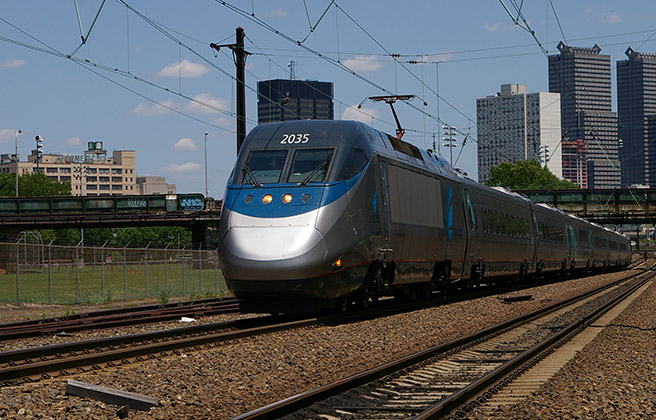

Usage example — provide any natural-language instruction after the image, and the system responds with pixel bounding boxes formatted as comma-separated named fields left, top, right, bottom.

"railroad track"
left=0, top=297, right=240, bottom=341
left=1, top=262, right=646, bottom=389
left=232, top=265, right=654, bottom=419
left=0, top=310, right=318, bottom=387
left=0, top=295, right=460, bottom=387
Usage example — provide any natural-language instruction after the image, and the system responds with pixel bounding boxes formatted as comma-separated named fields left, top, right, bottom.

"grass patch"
left=0, top=262, right=229, bottom=305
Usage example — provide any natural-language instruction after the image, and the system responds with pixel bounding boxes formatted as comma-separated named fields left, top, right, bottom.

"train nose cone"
left=220, top=209, right=328, bottom=280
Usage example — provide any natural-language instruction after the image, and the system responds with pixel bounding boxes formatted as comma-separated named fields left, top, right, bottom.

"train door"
left=376, top=161, right=391, bottom=252
left=463, top=189, right=477, bottom=276
left=443, top=180, right=468, bottom=280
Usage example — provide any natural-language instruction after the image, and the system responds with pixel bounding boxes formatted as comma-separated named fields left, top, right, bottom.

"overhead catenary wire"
left=0, top=19, right=238, bottom=133
left=243, top=34, right=395, bottom=130
left=213, top=0, right=470, bottom=142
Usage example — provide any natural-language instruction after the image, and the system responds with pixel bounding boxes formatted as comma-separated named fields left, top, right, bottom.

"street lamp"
left=15, top=129, right=22, bottom=197
left=204, top=131, right=209, bottom=197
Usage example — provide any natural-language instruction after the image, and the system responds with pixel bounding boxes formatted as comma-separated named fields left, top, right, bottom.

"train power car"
left=217, top=120, right=631, bottom=313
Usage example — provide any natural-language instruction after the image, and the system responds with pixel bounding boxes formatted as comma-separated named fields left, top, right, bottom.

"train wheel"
left=334, top=297, right=348, bottom=313
left=435, top=269, right=452, bottom=294
left=353, top=289, right=370, bottom=310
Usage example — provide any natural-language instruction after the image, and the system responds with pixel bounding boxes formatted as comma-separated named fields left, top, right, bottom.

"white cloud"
left=184, top=93, right=229, bottom=114
left=423, top=52, right=456, bottom=64
left=270, top=8, right=289, bottom=17
left=157, top=59, right=209, bottom=78
left=601, top=12, right=622, bottom=24
left=0, top=59, right=25, bottom=69
left=0, top=129, right=16, bottom=143
left=131, top=99, right=178, bottom=116
left=484, top=23, right=502, bottom=32
left=484, top=21, right=522, bottom=32
left=210, top=116, right=233, bottom=127
left=583, top=7, right=621, bottom=24
left=66, top=137, right=82, bottom=146
left=161, top=162, right=201, bottom=174
left=341, top=106, right=381, bottom=124
left=172, top=138, right=199, bottom=152
left=342, top=55, right=386, bottom=72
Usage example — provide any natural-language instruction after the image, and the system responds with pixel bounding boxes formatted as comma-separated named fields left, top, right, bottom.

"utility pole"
left=14, top=129, right=21, bottom=197
left=211, top=27, right=249, bottom=155
left=442, top=125, right=457, bottom=165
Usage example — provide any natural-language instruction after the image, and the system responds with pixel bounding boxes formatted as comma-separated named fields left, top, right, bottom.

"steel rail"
left=0, top=298, right=240, bottom=341
left=0, top=315, right=320, bottom=386
left=416, top=270, right=654, bottom=419
left=230, top=266, right=651, bottom=420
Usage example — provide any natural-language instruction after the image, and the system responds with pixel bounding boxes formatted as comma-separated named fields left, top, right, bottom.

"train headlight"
left=262, top=194, right=273, bottom=204
left=282, top=193, right=293, bottom=204
left=332, top=257, right=344, bottom=271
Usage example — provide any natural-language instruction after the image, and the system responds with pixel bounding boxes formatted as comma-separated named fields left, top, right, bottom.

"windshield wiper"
left=242, top=164, right=262, bottom=188
left=300, top=160, right=328, bottom=186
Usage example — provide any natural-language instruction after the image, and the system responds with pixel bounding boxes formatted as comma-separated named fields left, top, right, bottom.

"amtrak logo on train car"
left=372, top=191, right=378, bottom=214
left=446, top=186, right=454, bottom=243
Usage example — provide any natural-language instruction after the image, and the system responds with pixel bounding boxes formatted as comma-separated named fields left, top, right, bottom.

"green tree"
left=0, top=172, right=71, bottom=197
left=485, top=159, right=580, bottom=190
left=110, top=226, right=192, bottom=248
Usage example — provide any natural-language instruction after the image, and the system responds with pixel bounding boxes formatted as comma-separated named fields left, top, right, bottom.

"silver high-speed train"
left=218, top=120, right=631, bottom=313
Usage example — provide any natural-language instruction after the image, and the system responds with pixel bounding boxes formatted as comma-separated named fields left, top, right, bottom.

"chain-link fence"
left=0, top=240, right=228, bottom=304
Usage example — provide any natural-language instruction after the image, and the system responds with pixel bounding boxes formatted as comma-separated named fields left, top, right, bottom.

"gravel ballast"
left=0, top=269, right=652, bottom=419
left=472, top=275, right=656, bottom=420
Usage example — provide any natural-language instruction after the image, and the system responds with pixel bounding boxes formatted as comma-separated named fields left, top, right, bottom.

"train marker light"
left=282, top=193, right=293, bottom=204
left=332, top=257, right=344, bottom=271
left=244, top=195, right=253, bottom=204
left=262, top=194, right=273, bottom=204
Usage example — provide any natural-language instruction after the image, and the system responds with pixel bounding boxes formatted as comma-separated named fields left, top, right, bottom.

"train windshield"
left=234, top=121, right=375, bottom=186
left=287, top=149, right=333, bottom=184
left=241, top=150, right=287, bottom=185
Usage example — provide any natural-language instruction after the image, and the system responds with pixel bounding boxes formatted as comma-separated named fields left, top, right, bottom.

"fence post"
left=123, top=241, right=130, bottom=300
left=101, top=240, right=109, bottom=298
left=15, top=237, right=20, bottom=304
left=48, top=240, right=54, bottom=304
left=75, top=240, right=82, bottom=304
left=164, top=244, right=169, bottom=292
left=144, top=242, right=151, bottom=297
left=181, top=245, right=186, bottom=296
left=214, top=248, right=219, bottom=294
left=198, top=244, right=202, bottom=294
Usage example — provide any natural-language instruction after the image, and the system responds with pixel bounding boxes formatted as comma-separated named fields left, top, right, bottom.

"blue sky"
left=2, top=1, right=655, bottom=197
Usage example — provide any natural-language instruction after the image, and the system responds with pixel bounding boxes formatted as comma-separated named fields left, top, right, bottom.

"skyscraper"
left=548, top=42, right=620, bottom=188
left=257, top=79, right=334, bottom=124
left=476, top=84, right=562, bottom=183
left=617, top=47, right=656, bottom=187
